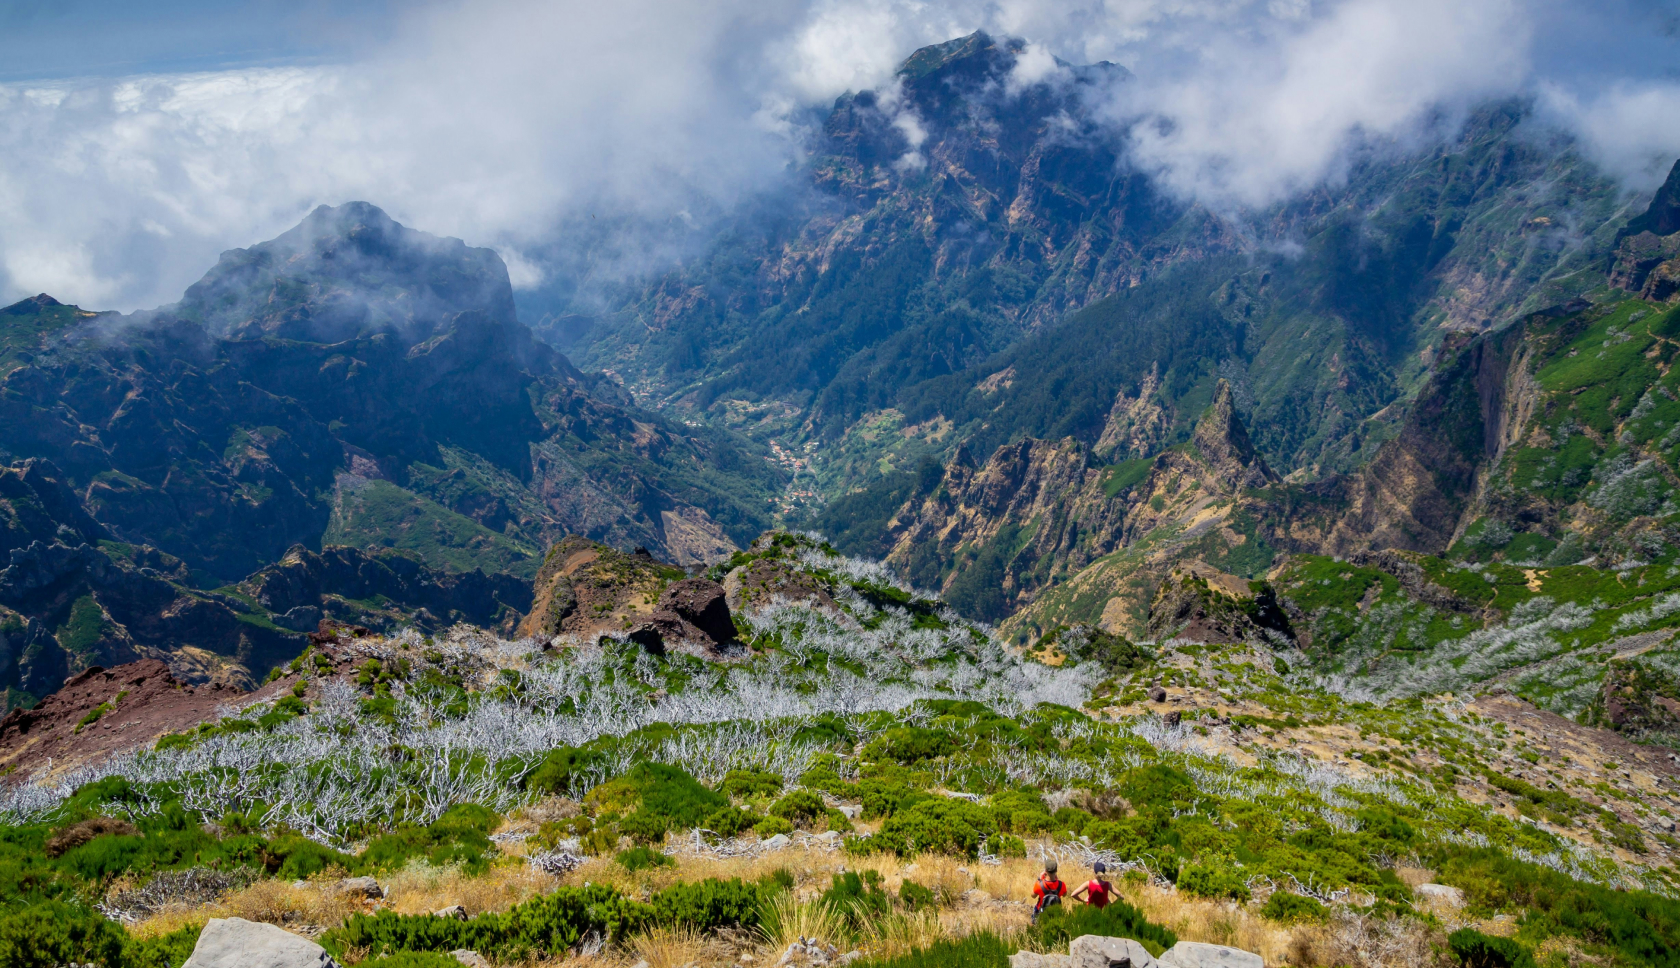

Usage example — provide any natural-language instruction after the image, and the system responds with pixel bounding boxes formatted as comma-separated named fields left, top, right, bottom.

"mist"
left=0, top=0, right=1676, bottom=313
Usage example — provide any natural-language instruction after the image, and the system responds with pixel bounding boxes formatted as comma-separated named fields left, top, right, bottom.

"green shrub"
left=1448, top=929, right=1536, bottom=968
left=526, top=747, right=596, bottom=796
left=989, top=790, right=1052, bottom=835
left=899, top=879, right=937, bottom=911
left=868, top=799, right=997, bottom=857
left=1023, top=902, right=1176, bottom=957
left=755, top=817, right=794, bottom=838
left=125, top=922, right=206, bottom=968
left=849, top=932, right=1010, bottom=968
left=589, top=764, right=728, bottom=841
left=1176, top=863, right=1251, bottom=902
left=863, top=728, right=959, bottom=764
left=327, top=883, right=652, bottom=960
left=985, top=834, right=1026, bottom=858
left=359, top=804, right=498, bottom=874
left=1434, top=847, right=1680, bottom=964
left=1260, top=892, right=1326, bottom=925
left=616, top=846, right=675, bottom=872
left=821, top=870, right=892, bottom=927
left=651, top=878, right=764, bottom=929
left=704, top=806, right=761, bottom=837
left=0, top=900, right=127, bottom=968
left=770, top=790, right=827, bottom=826
left=357, top=954, right=464, bottom=968
left=265, top=835, right=356, bottom=880
left=719, top=770, right=783, bottom=798
left=856, top=780, right=927, bottom=820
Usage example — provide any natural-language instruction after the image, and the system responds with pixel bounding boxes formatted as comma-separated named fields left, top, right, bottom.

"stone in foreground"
left=1159, top=941, right=1263, bottom=968
left=1071, top=936, right=1159, bottom=968
left=182, top=917, right=339, bottom=968
left=1011, top=953, right=1073, bottom=968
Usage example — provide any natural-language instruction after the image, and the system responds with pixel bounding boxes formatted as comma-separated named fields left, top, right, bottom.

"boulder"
left=1147, top=686, right=1167, bottom=703
left=761, top=833, right=792, bottom=850
left=1071, top=936, right=1158, bottom=968
left=452, top=952, right=491, bottom=968
left=1416, top=883, right=1464, bottom=907
left=1011, top=954, right=1073, bottom=968
left=435, top=904, right=468, bottom=919
left=1157, top=942, right=1262, bottom=968
left=182, top=917, right=339, bottom=968
left=337, top=875, right=383, bottom=898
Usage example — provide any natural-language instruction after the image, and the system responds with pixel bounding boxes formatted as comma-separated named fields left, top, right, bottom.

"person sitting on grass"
left=1031, top=858, right=1067, bottom=923
left=1071, top=860, right=1114, bottom=909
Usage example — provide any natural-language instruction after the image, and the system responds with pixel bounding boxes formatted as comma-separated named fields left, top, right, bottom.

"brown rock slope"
left=0, top=660, right=247, bottom=775
left=517, top=536, right=738, bottom=654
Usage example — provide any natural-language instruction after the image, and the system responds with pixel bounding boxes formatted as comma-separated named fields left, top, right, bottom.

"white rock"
left=1416, top=884, right=1465, bottom=907
left=435, top=904, right=468, bottom=919
left=452, top=952, right=491, bottom=968
left=182, top=917, right=339, bottom=968
left=1071, top=935, right=1159, bottom=968
left=1011, top=954, right=1073, bottom=968
left=762, top=833, right=792, bottom=850
left=337, top=876, right=383, bottom=898
left=838, top=805, right=861, bottom=818
left=816, top=831, right=841, bottom=843
left=1157, top=941, right=1262, bottom=968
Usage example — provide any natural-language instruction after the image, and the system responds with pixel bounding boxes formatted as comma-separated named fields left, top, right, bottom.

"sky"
left=0, top=0, right=1678, bottom=312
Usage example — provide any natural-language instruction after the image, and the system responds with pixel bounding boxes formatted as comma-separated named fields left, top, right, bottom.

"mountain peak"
left=896, top=31, right=1004, bottom=80
left=176, top=202, right=517, bottom=344
left=1192, top=379, right=1276, bottom=489
left=1625, top=158, right=1680, bottom=239
left=1, top=294, right=63, bottom=317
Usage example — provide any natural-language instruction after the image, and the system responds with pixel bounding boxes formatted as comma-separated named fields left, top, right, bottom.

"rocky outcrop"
left=1094, top=365, right=1171, bottom=461
left=1190, top=381, right=1276, bottom=491
left=1145, top=563, right=1291, bottom=644
left=518, top=536, right=737, bottom=653
left=1609, top=160, right=1680, bottom=300
left=1583, top=660, right=1680, bottom=740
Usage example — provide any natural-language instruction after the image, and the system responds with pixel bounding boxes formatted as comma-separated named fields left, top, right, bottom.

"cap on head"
left=1045, top=859, right=1058, bottom=874
left=1093, top=861, right=1107, bottom=874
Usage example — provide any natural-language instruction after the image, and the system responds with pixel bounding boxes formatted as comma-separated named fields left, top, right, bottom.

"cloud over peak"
left=0, top=0, right=1675, bottom=312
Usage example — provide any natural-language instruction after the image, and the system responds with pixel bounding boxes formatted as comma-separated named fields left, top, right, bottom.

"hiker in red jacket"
left=1071, top=861, right=1114, bottom=909
left=1031, top=859, right=1067, bottom=923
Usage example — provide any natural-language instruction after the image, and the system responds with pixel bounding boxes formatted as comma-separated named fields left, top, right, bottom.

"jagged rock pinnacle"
left=1191, top=379, right=1276, bottom=489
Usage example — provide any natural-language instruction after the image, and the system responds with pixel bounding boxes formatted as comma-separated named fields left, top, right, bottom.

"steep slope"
left=569, top=34, right=1632, bottom=500
left=878, top=380, right=1277, bottom=626
left=0, top=204, right=783, bottom=584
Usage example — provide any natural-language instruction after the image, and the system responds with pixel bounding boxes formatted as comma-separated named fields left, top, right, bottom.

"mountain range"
left=1, top=30, right=1679, bottom=722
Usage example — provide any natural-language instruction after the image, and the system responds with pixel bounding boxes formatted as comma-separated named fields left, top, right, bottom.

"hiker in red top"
left=1071, top=861, right=1114, bottom=909
left=1031, top=858, right=1067, bottom=923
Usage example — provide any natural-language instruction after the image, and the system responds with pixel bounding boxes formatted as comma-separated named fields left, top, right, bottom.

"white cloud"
left=1538, top=80, right=1680, bottom=190
left=0, top=0, right=1672, bottom=312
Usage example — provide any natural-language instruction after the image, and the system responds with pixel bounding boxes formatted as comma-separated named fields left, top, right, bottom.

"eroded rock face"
left=519, top=537, right=736, bottom=654
left=181, top=916, right=339, bottom=968
left=659, top=578, right=735, bottom=643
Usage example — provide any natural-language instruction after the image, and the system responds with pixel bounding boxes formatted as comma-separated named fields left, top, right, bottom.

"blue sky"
left=0, top=1, right=401, bottom=80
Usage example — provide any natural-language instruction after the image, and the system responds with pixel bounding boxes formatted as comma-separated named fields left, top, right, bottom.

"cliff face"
left=885, top=379, right=1279, bottom=627
left=0, top=205, right=778, bottom=583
